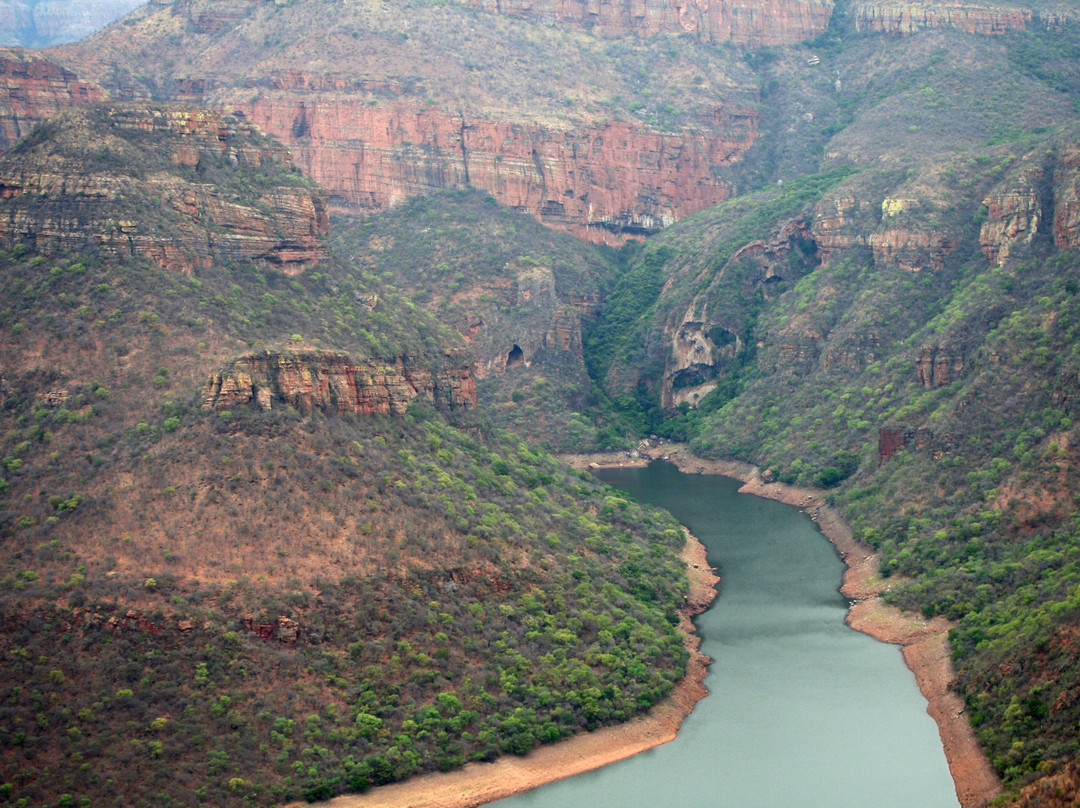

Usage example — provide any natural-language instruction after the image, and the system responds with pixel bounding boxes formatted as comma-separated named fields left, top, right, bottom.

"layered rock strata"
left=813, top=192, right=958, bottom=273
left=916, top=344, right=964, bottom=388
left=0, top=104, right=328, bottom=273
left=852, top=1, right=1031, bottom=34
left=878, top=425, right=957, bottom=460
left=0, top=47, right=105, bottom=151
left=1053, top=144, right=1080, bottom=249
left=458, top=0, right=835, bottom=46
left=222, top=92, right=757, bottom=244
left=981, top=185, right=1041, bottom=266
left=200, top=349, right=477, bottom=416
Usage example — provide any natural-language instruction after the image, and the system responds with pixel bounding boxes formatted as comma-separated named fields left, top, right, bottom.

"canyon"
left=0, top=0, right=143, bottom=47
left=1, top=1, right=1080, bottom=806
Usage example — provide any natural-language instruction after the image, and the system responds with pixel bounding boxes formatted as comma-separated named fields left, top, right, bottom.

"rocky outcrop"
left=241, top=614, right=300, bottom=645
left=1053, top=144, right=1080, bottom=249
left=0, top=104, right=328, bottom=274
left=868, top=226, right=957, bottom=272
left=981, top=186, right=1041, bottom=266
left=813, top=191, right=958, bottom=272
left=822, top=332, right=884, bottom=373
left=222, top=92, right=756, bottom=245
left=812, top=194, right=876, bottom=259
left=878, top=425, right=957, bottom=460
left=458, top=0, right=834, bottom=46
left=200, top=348, right=477, bottom=416
left=464, top=264, right=590, bottom=384
left=852, top=1, right=1031, bottom=35
left=978, top=143, right=1080, bottom=259
left=660, top=219, right=818, bottom=406
left=666, top=318, right=732, bottom=407
left=916, top=344, right=964, bottom=388
left=0, top=47, right=105, bottom=151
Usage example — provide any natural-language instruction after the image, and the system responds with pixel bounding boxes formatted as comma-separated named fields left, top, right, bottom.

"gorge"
left=1, top=0, right=1080, bottom=806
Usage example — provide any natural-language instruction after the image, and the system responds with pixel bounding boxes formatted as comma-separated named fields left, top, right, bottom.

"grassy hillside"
left=3, top=0, right=1080, bottom=805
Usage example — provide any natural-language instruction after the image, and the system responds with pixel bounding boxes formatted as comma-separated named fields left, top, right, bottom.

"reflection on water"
left=492, top=461, right=958, bottom=808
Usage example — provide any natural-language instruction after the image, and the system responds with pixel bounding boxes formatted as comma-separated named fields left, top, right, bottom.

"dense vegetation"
left=577, top=22, right=1080, bottom=799
left=0, top=401, right=691, bottom=806
left=0, top=113, right=692, bottom=807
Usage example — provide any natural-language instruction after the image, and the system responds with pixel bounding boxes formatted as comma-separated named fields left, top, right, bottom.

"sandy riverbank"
left=298, top=527, right=718, bottom=808
left=652, top=444, right=1002, bottom=808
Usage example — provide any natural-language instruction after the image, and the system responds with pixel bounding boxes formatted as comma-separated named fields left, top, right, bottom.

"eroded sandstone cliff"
left=458, top=0, right=834, bottom=45
left=224, top=90, right=755, bottom=244
left=0, top=47, right=104, bottom=151
left=201, top=348, right=477, bottom=415
left=45, top=0, right=763, bottom=243
left=852, top=1, right=1031, bottom=35
left=0, top=103, right=328, bottom=273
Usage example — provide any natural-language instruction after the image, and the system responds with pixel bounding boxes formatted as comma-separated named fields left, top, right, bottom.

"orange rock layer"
left=458, top=0, right=834, bottom=46
left=852, top=1, right=1031, bottom=34
left=0, top=47, right=105, bottom=151
left=223, top=93, right=757, bottom=244
left=201, top=349, right=477, bottom=416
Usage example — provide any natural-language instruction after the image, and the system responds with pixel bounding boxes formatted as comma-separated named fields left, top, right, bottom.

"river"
left=491, top=460, right=958, bottom=808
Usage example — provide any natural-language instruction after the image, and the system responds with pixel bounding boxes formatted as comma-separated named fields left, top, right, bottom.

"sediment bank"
left=654, top=444, right=1002, bottom=808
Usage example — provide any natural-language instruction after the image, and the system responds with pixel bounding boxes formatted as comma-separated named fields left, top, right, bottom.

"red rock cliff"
left=0, top=104, right=328, bottom=274
left=458, top=0, right=834, bottom=46
left=0, top=47, right=105, bottom=151
left=201, top=348, right=477, bottom=415
left=852, top=1, right=1031, bottom=34
left=222, top=88, right=756, bottom=245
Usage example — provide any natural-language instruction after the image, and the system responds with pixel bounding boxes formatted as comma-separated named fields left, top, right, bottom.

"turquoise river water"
left=492, top=460, right=958, bottom=808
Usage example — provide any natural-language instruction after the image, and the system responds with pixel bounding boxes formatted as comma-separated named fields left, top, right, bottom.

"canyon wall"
left=0, top=0, right=143, bottom=47
left=0, top=47, right=105, bottom=151
left=201, top=348, right=477, bottom=415
left=0, top=104, right=328, bottom=274
left=220, top=88, right=757, bottom=244
left=458, top=0, right=835, bottom=46
left=852, top=1, right=1031, bottom=34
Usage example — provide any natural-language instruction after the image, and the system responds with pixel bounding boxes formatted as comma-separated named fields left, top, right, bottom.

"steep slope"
left=331, top=190, right=621, bottom=448
left=48, top=0, right=763, bottom=243
left=0, top=47, right=105, bottom=151
left=0, top=106, right=694, bottom=806
left=458, top=0, right=835, bottom=44
left=592, top=92, right=1080, bottom=808
left=4, top=1, right=1080, bottom=804
left=0, top=103, right=329, bottom=273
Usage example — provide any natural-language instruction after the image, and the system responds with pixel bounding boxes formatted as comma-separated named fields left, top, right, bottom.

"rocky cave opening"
left=506, top=344, right=525, bottom=369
